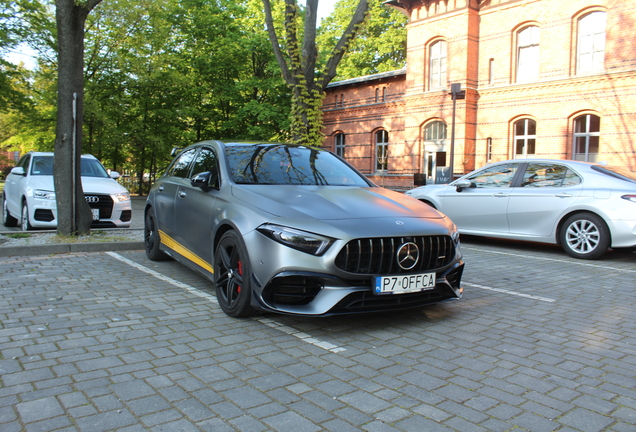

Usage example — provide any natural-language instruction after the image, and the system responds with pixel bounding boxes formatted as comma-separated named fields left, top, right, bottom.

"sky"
left=3, top=0, right=340, bottom=70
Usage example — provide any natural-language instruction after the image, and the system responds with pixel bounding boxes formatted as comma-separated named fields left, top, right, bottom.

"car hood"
left=26, top=175, right=128, bottom=195
left=232, top=185, right=444, bottom=220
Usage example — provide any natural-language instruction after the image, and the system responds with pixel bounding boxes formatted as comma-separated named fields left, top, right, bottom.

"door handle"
left=179, top=190, right=187, bottom=198
left=493, top=192, right=508, bottom=197
left=555, top=193, right=572, bottom=198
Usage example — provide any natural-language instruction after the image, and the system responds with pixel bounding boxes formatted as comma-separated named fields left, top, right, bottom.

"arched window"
left=334, top=133, right=345, bottom=158
left=375, top=130, right=389, bottom=172
left=424, top=121, right=447, bottom=141
left=429, top=40, right=447, bottom=89
left=517, top=26, right=540, bottom=83
left=578, top=12, right=606, bottom=74
left=514, top=119, right=536, bottom=158
left=573, top=114, right=600, bottom=162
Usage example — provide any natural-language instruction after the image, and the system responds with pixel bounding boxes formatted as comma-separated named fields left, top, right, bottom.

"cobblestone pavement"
left=1, top=238, right=635, bottom=432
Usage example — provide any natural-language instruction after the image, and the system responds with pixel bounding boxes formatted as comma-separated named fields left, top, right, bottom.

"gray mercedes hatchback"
left=144, top=141, right=464, bottom=317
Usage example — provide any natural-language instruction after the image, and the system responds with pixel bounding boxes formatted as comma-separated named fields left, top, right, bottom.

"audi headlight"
left=34, top=189, right=56, bottom=200
left=112, top=192, right=131, bottom=203
left=257, top=224, right=334, bottom=256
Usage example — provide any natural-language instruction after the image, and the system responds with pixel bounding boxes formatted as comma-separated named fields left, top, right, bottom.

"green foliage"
left=318, top=0, right=406, bottom=80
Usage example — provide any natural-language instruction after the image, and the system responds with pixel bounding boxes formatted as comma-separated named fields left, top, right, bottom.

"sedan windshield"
left=30, top=156, right=110, bottom=178
left=225, top=144, right=370, bottom=186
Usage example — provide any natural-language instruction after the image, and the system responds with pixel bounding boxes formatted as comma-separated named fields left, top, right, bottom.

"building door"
left=423, top=121, right=448, bottom=183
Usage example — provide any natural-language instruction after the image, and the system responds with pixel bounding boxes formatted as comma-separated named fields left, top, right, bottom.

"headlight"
left=257, top=224, right=334, bottom=256
left=34, top=189, right=56, bottom=200
left=112, top=192, right=131, bottom=203
left=622, top=194, right=636, bottom=203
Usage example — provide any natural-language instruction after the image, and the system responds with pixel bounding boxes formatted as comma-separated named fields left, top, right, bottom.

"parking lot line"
left=106, top=251, right=347, bottom=354
left=463, top=246, right=636, bottom=273
left=463, top=281, right=556, bottom=302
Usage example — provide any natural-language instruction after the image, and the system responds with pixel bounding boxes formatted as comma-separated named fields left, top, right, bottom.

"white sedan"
left=405, top=159, right=636, bottom=259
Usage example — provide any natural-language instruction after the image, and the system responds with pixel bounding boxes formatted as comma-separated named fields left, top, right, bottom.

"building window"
left=489, top=58, right=495, bottom=85
left=573, top=114, right=600, bottom=162
left=334, top=133, right=345, bottom=158
left=424, top=121, right=447, bottom=140
left=514, top=119, right=536, bottom=158
left=517, top=26, right=540, bottom=83
left=429, top=40, right=447, bottom=89
left=486, top=137, right=493, bottom=162
left=578, top=11, right=606, bottom=74
left=375, top=130, right=389, bottom=172
left=375, top=88, right=380, bottom=103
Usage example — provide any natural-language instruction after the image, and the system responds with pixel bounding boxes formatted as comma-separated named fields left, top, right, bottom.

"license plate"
left=375, top=272, right=436, bottom=295
left=92, top=209, right=100, bottom=221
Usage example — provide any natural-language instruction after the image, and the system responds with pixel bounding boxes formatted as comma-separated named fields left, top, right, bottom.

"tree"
left=317, top=0, right=407, bottom=81
left=54, top=0, right=103, bottom=236
left=262, top=0, right=370, bottom=145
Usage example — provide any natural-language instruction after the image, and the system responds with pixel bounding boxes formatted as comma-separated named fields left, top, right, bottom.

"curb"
left=0, top=241, right=145, bottom=257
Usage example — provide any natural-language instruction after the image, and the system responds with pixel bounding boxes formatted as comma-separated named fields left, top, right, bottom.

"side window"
left=167, top=148, right=197, bottom=178
left=191, top=148, right=220, bottom=189
left=16, top=154, right=31, bottom=170
left=468, top=164, right=518, bottom=188
left=521, top=163, right=583, bottom=187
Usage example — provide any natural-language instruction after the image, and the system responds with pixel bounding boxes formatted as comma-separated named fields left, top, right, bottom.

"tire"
left=144, top=208, right=170, bottom=261
left=21, top=201, right=33, bottom=231
left=214, top=230, right=258, bottom=317
left=560, top=213, right=610, bottom=260
left=2, top=195, right=18, bottom=227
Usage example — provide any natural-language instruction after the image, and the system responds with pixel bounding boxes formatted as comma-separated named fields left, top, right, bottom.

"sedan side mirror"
left=455, top=179, right=473, bottom=192
left=109, top=171, right=121, bottom=180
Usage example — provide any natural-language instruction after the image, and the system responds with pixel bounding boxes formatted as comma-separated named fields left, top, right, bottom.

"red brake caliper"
left=237, top=260, right=243, bottom=293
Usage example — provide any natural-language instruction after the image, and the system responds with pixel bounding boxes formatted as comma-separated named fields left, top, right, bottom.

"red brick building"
left=321, top=0, right=636, bottom=189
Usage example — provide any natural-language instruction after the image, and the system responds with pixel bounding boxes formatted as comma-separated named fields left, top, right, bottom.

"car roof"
left=26, top=152, right=99, bottom=159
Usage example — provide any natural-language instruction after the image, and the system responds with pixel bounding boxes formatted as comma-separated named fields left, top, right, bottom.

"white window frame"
left=429, top=40, right=447, bottom=89
left=517, top=26, right=540, bottom=83
left=514, top=119, right=537, bottom=158
left=577, top=12, right=606, bottom=74
left=573, top=114, right=600, bottom=162
left=375, top=130, right=389, bottom=172
left=334, top=133, right=345, bottom=158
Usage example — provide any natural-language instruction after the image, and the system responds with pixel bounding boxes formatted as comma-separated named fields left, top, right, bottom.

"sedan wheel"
left=2, top=196, right=18, bottom=227
left=561, top=213, right=610, bottom=260
left=214, top=230, right=257, bottom=317
left=21, top=202, right=33, bottom=231
left=144, top=209, right=170, bottom=261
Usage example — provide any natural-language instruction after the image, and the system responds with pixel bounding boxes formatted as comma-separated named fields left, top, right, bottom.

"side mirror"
left=10, top=167, right=25, bottom=176
left=454, top=179, right=472, bottom=192
left=191, top=171, right=219, bottom=191
left=109, top=171, right=121, bottom=179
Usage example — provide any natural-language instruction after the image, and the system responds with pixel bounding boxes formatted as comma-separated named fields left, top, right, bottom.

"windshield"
left=30, top=156, right=110, bottom=178
left=225, top=144, right=371, bottom=186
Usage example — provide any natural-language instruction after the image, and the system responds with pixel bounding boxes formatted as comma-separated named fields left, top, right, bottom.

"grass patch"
left=7, top=233, right=31, bottom=239
left=52, top=231, right=131, bottom=244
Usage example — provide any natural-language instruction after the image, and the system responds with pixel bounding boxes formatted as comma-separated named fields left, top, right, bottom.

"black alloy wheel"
left=214, top=230, right=257, bottom=317
left=144, top=208, right=170, bottom=261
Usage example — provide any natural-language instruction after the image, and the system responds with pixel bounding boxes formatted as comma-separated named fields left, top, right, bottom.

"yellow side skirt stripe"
left=159, top=230, right=214, bottom=274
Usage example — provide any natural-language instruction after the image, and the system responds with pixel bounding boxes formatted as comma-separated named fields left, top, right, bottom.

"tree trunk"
left=54, top=0, right=103, bottom=236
